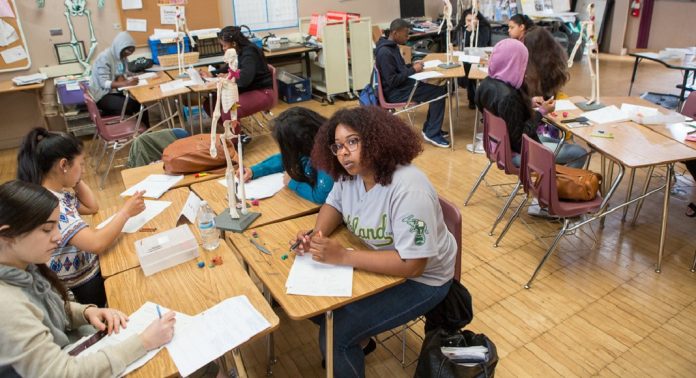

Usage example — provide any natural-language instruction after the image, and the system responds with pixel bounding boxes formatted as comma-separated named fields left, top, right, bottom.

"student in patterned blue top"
left=294, top=107, right=456, bottom=377
left=239, top=107, right=334, bottom=204
left=17, top=128, right=146, bottom=307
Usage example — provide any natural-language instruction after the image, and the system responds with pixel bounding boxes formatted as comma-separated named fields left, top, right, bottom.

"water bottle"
left=197, top=201, right=219, bottom=250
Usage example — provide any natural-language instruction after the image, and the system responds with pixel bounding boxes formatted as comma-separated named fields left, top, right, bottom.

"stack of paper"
left=160, top=80, right=187, bottom=93
left=582, top=105, right=630, bottom=125
left=217, top=172, right=285, bottom=200
left=137, top=72, right=158, bottom=80
left=286, top=254, right=353, bottom=297
left=410, top=71, right=444, bottom=81
left=423, top=60, right=443, bottom=69
left=12, top=73, right=47, bottom=86
left=121, top=174, right=183, bottom=199
left=166, top=296, right=271, bottom=376
left=96, top=200, right=172, bottom=233
left=554, top=99, right=579, bottom=111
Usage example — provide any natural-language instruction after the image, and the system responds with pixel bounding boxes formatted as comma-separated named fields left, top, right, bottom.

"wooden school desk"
left=104, top=240, right=279, bottom=378
left=227, top=213, right=405, bottom=377
left=0, top=80, right=48, bottom=129
left=120, top=133, right=280, bottom=191
left=95, top=188, right=191, bottom=278
left=628, top=51, right=696, bottom=109
left=127, top=72, right=191, bottom=131
left=544, top=96, right=696, bottom=272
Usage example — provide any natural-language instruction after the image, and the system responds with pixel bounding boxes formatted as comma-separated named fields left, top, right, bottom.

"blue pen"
left=156, top=305, right=162, bottom=319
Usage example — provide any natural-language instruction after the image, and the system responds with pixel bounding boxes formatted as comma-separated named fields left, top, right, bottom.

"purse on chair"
left=162, top=134, right=238, bottom=174
left=555, top=165, right=602, bottom=201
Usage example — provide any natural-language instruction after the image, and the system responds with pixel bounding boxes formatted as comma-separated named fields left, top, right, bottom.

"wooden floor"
left=1, top=54, right=695, bottom=377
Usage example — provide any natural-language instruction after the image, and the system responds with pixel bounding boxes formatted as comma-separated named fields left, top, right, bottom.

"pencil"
left=156, top=305, right=162, bottom=319
left=140, top=227, right=158, bottom=232
left=289, top=229, right=314, bottom=252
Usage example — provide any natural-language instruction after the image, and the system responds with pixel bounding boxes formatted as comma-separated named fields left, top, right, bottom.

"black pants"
left=97, top=93, right=149, bottom=127
left=457, top=63, right=477, bottom=103
left=71, top=273, right=107, bottom=307
left=387, top=80, right=447, bottom=138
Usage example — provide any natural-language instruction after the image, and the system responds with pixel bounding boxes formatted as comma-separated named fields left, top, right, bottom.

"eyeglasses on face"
left=329, top=136, right=360, bottom=156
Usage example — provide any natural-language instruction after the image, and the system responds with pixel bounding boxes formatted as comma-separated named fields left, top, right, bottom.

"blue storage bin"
left=56, top=79, right=89, bottom=106
left=148, top=37, right=192, bottom=65
left=277, top=71, right=312, bottom=104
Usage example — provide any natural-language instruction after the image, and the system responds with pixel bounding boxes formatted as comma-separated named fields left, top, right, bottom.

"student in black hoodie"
left=375, top=19, right=450, bottom=148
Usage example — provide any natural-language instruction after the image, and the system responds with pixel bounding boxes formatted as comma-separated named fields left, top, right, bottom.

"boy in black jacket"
left=376, top=19, right=449, bottom=148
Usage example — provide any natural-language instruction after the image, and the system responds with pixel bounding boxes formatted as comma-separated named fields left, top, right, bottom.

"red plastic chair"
left=82, top=84, right=144, bottom=188
left=374, top=66, right=419, bottom=126
left=496, top=135, right=603, bottom=288
left=237, top=64, right=278, bottom=129
left=681, top=91, right=696, bottom=119
left=463, top=110, right=522, bottom=237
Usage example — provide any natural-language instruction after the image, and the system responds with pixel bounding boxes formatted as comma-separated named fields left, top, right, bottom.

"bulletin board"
left=0, top=0, right=31, bottom=72
left=117, top=0, right=221, bottom=46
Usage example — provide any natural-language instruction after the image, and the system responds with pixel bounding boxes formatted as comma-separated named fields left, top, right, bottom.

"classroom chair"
left=374, top=66, right=420, bottom=127
left=82, top=85, right=145, bottom=189
left=496, top=135, right=603, bottom=289
left=463, top=110, right=522, bottom=238
left=237, top=64, right=278, bottom=134
left=377, top=195, right=462, bottom=366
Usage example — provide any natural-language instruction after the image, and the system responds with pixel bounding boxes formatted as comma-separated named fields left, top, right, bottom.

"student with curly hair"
left=293, top=106, right=456, bottom=377
left=239, top=107, right=334, bottom=204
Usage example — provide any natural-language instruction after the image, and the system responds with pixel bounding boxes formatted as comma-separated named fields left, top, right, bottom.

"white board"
left=232, top=0, right=298, bottom=31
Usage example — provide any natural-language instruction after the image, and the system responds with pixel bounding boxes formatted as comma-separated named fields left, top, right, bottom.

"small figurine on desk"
left=568, top=3, right=603, bottom=110
left=208, top=48, right=260, bottom=232
left=437, top=0, right=459, bottom=69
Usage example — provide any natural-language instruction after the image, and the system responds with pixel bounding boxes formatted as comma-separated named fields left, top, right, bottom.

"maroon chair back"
left=483, top=110, right=519, bottom=175
left=438, top=196, right=462, bottom=282
left=81, top=84, right=110, bottom=138
left=374, top=66, right=411, bottom=110
left=267, top=64, right=278, bottom=110
left=520, top=134, right=559, bottom=213
left=681, top=92, right=696, bottom=119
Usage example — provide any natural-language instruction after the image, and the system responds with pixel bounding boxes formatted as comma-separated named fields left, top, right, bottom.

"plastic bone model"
left=63, top=0, right=98, bottom=76
left=468, top=0, right=480, bottom=48
left=437, top=0, right=457, bottom=67
left=209, top=49, right=246, bottom=219
left=39, top=0, right=104, bottom=8
left=568, top=3, right=601, bottom=105
left=174, top=5, right=196, bottom=75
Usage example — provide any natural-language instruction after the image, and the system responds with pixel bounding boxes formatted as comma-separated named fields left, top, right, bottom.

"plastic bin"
left=148, top=37, right=192, bottom=65
left=277, top=71, right=312, bottom=104
left=136, top=224, right=199, bottom=276
left=56, top=80, right=89, bottom=106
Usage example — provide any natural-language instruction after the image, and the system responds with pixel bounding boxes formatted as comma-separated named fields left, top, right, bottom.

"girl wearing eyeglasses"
left=292, top=106, right=456, bottom=376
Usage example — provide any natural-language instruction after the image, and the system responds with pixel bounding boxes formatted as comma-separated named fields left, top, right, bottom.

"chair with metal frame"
left=376, top=195, right=462, bottom=366
left=496, top=135, right=604, bottom=288
left=374, top=66, right=421, bottom=126
left=237, top=64, right=278, bottom=135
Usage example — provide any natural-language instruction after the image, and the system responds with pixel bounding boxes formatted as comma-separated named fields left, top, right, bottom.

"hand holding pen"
left=290, top=229, right=315, bottom=255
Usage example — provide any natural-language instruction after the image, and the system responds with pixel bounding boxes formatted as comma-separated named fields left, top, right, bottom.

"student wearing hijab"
left=475, top=39, right=586, bottom=167
left=88, top=31, right=149, bottom=126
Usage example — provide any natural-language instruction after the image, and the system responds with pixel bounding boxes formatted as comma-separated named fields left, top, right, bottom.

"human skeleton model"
left=61, top=0, right=99, bottom=76
left=209, top=49, right=247, bottom=219
left=468, top=0, right=480, bottom=49
left=38, top=0, right=104, bottom=8
left=437, top=0, right=457, bottom=67
left=174, top=4, right=196, bottom=76
left=568, top=3, right=601, bottom=106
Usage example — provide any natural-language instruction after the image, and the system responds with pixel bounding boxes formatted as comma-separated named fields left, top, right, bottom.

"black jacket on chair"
left=211, top=45, right=273, bottom=92
left=475, top=77, right=541, bottom=153
left=375, top=37, right=415, bottom=96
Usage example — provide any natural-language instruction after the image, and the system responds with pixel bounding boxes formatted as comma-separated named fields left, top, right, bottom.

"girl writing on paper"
left=293, top=107, right=456, bottom=376
left=239, top=107, right=334, bottom=204
left=88, top=31, right=149, bottom=127
left=0, top=180, right=176, bottom=377
left=475, top=39, right=586, bottom=168
left=16, top=128, right=146, bottom=307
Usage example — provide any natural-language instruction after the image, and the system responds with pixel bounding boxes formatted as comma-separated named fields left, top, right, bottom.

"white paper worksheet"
left=96, top=200, right=172, bottom=233
left=582, top=105, right=630, bottom=125
left=121, top=174, right=183, bottom=199
left=409, top=71, right=444, bottom=81
left=217, top=172, right=285, bottom=200
left=286, top=253, right=353, bottom=297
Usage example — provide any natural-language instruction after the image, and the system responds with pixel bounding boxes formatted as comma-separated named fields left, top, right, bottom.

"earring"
left=63, top=169, right=67, bottom=173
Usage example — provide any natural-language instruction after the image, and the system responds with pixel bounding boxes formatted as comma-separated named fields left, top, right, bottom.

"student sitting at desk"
left=295, top=107, right=456, bottom=376
left=88, top=31, right=149, bottom=127
left=376, top=19, right=450, bottom=148
left=456, top=8, right=492, bottom=109
left=0, top=180, right=176, bottom=377
left=507, top=14, right=535, bottom=41
left=17, top=128, right=146, bottom=307
left=240, top=107, right=334, bottom=204
left=476, top=39, right=586, bottom=168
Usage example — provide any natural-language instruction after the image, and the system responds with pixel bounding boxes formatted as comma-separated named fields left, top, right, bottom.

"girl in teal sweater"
left=241, top=107, right=334, bottom=204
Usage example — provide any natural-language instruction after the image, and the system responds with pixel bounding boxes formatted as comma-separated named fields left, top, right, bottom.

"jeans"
left=97, top=93, right=149, bottom=127
left=313, top=279, right=451, bottom=378
left=457, top=63, right=477, bottom=103
left=512, top=138, right=588, bottom=169
left=387, top=80, right=447, bottom=138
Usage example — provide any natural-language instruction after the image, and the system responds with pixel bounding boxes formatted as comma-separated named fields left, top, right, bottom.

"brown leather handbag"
left=555, top=165, right=602, bottom=201
left=162, top=134, right=238, bottom=174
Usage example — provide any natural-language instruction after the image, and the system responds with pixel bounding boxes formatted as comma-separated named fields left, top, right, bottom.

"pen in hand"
left=289, top=230, right=315, bottom=252
left=156, top=305, right=162, bottom=319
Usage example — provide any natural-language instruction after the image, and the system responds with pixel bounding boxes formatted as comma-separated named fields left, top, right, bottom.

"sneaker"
left=466, top=141, right=484, bottom=154
left=475, top=132, right=483, bottom=141
left=422, top=132, right=450, bottom=148
left=441, top=130, right=450, bottom=138
left=527, top=198, right=558, bottom=219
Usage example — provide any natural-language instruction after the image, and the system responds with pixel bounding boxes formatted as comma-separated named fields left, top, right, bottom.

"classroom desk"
left=163, top=68, right=218, bottom=134
left=120, top=133, right=279, bottom=191
left=227, top=214, right=405, bottom=377
left=95, top=187, right=191, bottom=278
left=628, top=52, right=696, bottom=110
left=0, top=80, right=48, bottom=129
left=104, top=239, right=280, bottom=378
left=128, top=72, right=190, bottom=131
left=543, top=96, right=696, bottom=272
left=191, top=179, right=320, bottom=230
